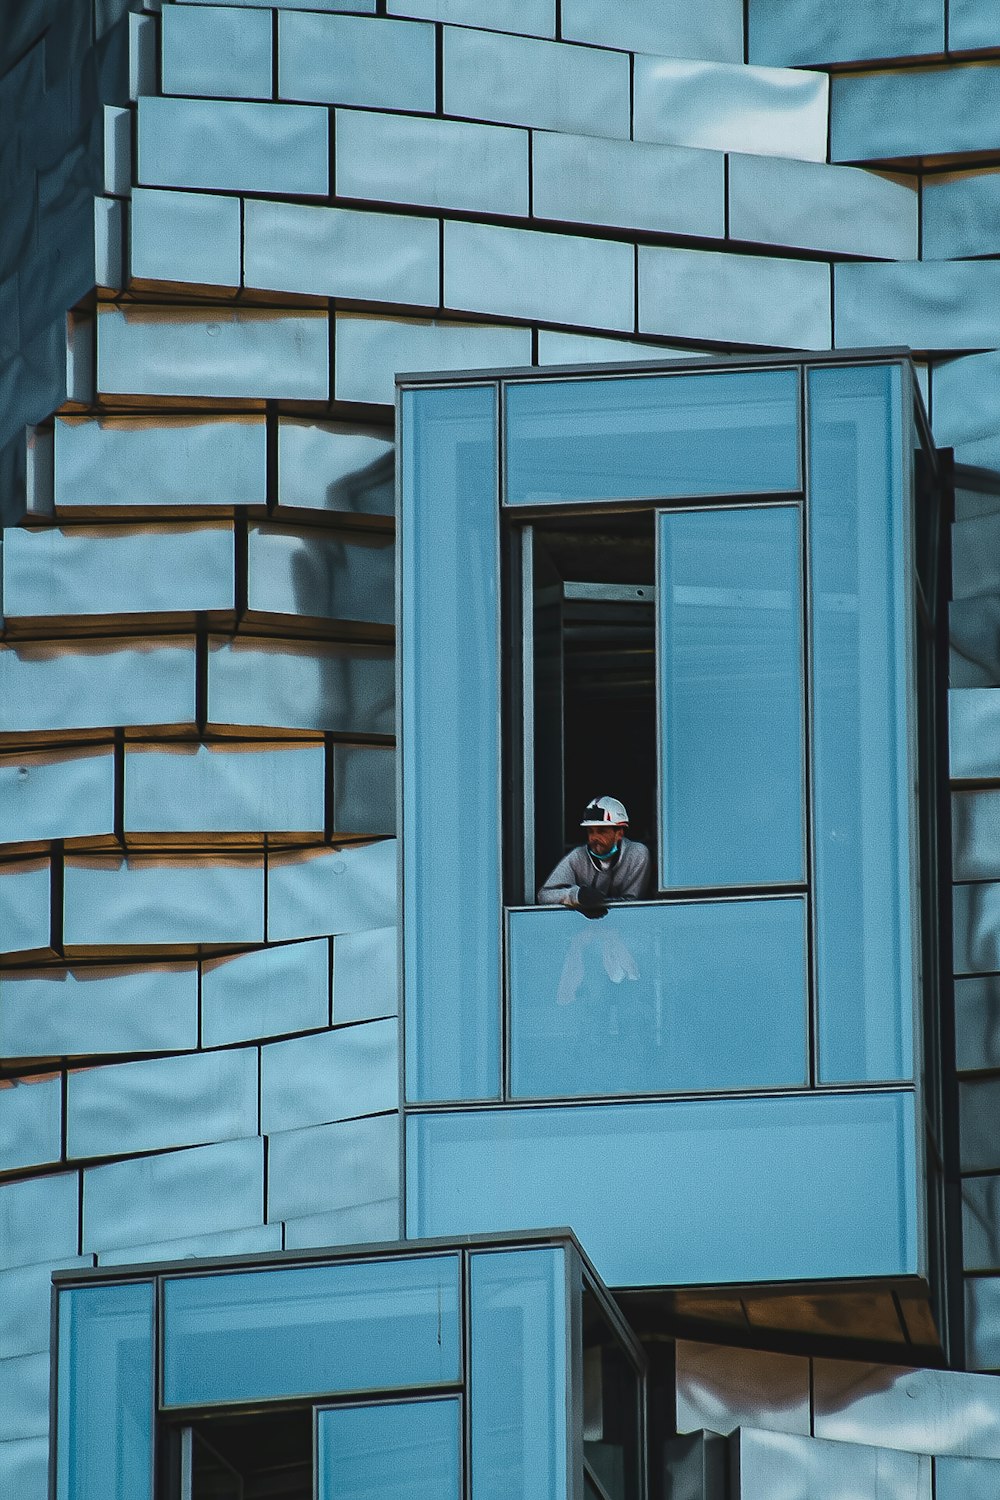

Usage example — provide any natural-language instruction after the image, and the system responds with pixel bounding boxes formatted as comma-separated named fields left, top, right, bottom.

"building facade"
left=3, top=0, right=1000, bottom=1495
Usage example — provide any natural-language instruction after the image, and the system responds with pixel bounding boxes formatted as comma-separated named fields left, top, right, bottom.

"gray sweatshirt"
left=536, top=838, right=652, bottom=907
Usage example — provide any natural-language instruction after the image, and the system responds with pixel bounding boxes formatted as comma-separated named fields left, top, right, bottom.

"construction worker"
left=537, top=796, right=652, bottom=917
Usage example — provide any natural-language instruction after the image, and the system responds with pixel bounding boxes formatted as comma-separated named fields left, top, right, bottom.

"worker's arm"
left=537, top=851, right=582, bottom=906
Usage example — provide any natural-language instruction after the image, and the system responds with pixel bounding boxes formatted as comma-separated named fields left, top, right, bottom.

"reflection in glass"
left=317, top=1399, right=461, bottom=1500
left=657, top=505, right=804, bottom=888
left=401, top=385, right=502, bottom=1102
left=56, top=1281, right=154, bottom=1500
left=163, top=1256, right=460, bottom=1406
left=509, top=899, right=807, bottom=1098
left=470, top=1248, right=567, bottom=1500
left=808, top=365, right=913, bottom=1083
left=505, top=368, right=800, bottom=505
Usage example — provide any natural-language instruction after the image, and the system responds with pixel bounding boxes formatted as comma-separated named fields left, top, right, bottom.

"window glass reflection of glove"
left=576, top=884, right=608, bottom=920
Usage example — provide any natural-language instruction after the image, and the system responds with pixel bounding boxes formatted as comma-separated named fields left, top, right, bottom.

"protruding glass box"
left=53, top=1232, right=645, bottom=1500
left=398, top=354, right=951, bottom=1342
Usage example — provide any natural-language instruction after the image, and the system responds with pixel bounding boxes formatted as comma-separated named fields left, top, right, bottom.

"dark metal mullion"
left=801, top=364, right=820, bottom=1090
left=461, top=1249, right=472, bottom=1500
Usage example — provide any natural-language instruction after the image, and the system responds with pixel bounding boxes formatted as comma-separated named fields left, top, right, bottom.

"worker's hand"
left=576, top=884, right=608, bottom=920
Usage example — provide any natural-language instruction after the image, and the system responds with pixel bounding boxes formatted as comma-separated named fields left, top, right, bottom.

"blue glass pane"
left=509, top=898, right=807, bottom=1098
left=505, top=369, right=800, bottom=505
left=408, top=1092, right=918, bottom=1288
left=470, top=1249, right=568, bottom=1500
left=657, top=506, right=804, bottom=887
left=401, top=385, right=501, bottom=1102
left=162, top=1256, right=460, bottom=1406
left=807, top=365, right=914, bottom=1084
left=56, top=1282, right=154, bottom=1500
left=317, top=1399, right=461, bottom=1500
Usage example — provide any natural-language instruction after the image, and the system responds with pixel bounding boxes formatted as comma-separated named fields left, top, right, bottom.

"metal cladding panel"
left=130, top=187, right=242, bottom=289
left=0, top=964, right=199, bottom=1059
left=443, top=26, right=631, bottom=139
left=813, top=1359, right=1000, bottom=1458
left=933, top=352, right=1000, bottom=467
left=267, top=839, right=397, bottom=942
left=0, top=747, right=114, bottom=845
left=55, top=415, right=268, bottom=510
left=247, top=525, right=394, bottom=625
left=63, top=855, right=266, bottom=948
left=201, top=940, right=330, bottom=1048
left=0, top=1353, right=48, bottom=1441
left=836, top=261, right=1000, bottom=352
left=732, top=1427, right=932, bottom=1499
left=176, top=0, right=376, bottom=7
left=243, top=199, right=439, bottom=306
left=277, top=11, right=435, bottom=111
left=1, top=523, right=234, bottom=618
left=0, top=1076, right=61, bottom=1173
left=536, top=329, right=680, bottom=363
left=277, top=419, right=393, bottom=515
left=136, top=95, right=329, bottom=196
left=633, top=56, right=829, bottom=161
left=728, top=152, right=918, bottom=259
left=923, top=170, right=1000, bottom=260
left=831, top=64, right=1000, bottom=162
left=0, top=860, right=50, bottom=958
left=953, top=881, right=1000, bottom=975
left=949, top=0, right=1000, bottom=51
left=67, top=1048, right=259, bottom=1160
left=747, top=0, right=944, bottom=66
left=562, top=0, right=743, bottom=62
left=936, top=1455, right=1000, bottom=1500
left=207, top=636, right=394, bottom=735
left=676, top=1341, right=810, bottom=1437
left=161, top=2, right=272, bottom=99
left=261, top=1017, right=397, bottom=1133
left=0, top=1257, right=89, bottom=1359
left=960, top=1077, right=1000, bottom=1171
left=334, top=314, right=532, bottom=406
left=97, top=1224, right=283, bottom=1268
left=0, top=1434, right=47, bottom=1500
left=96, top=306, right=329, bottom=401
left=444, top=219, right=634, bottom=331
left=966, top=1278, right=1000, bottom=1370
left=0, top=632, right=197, bottom=740
left=963, top=1177, right=1000, bottom=1271
left=333, top=744, right=395, bottom=836
left=283, top=1197, right=398, bottom=1249
left=82, top=1136, right=265, bottom=1252
left=387, top=0, right=554, bottom=36
left=0, top=1172, right=78, bottom=1270
left=332, top=925, right=397, bottom=1023
left=335, top=110, right=529, bottom=218
left=532, top=132, right=725, bottom=238
left=953, top=791, right=1000, bottom=882
left=123, top=743, right=326, bottom=835
left=955, top=974, right=1000, bottom=1072
left=266, top=1110, right=398, bottom=1220
left=639, top=243, right=831, bottom=347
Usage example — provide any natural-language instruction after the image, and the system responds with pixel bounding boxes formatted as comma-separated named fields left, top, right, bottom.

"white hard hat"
left=580, top=796, right=629, bottom=827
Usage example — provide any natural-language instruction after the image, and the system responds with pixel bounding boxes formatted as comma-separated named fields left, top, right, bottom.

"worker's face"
left=586, top=824, right=625, bottom=857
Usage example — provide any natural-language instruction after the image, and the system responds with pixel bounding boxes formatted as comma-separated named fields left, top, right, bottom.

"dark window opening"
left=163, top=1409, right=312, bottom=1500
left=526, top=512, right=657, bottom=901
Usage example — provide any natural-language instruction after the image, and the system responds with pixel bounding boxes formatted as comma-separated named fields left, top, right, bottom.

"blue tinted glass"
left=56, top=1282, right=154, bottom=1500
left=401, top=385, right=501, bottom=1103
left=505, top=369, right=800, bottom=505
left=807, top=365, right=914, bottom=1083
left=657, top=506, right=804, bottom=887
left=408, top=1092, right=917, bottom=1287
left=317, top=1399, right=461, bottom=1500
left=470, top=1249, right=568, bottom=1500
left=162, top=1256, right=460, bottom=1405
left=509, top=898, right=806, bottom=1097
